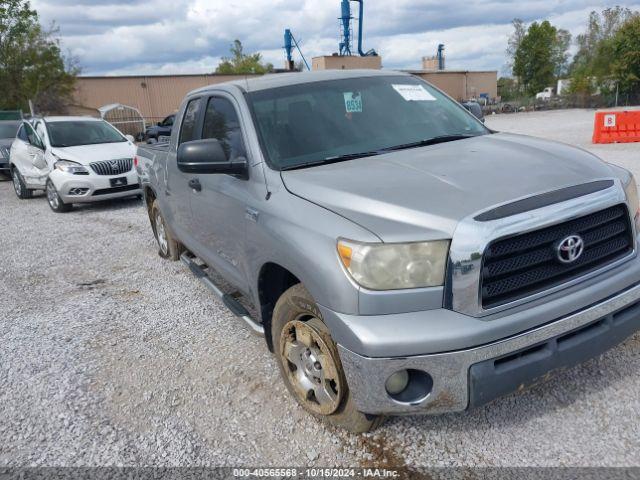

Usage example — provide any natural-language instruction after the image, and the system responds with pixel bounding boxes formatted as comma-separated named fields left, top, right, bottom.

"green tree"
left=215, top=40, right=273, bottom=75
left=569, top=7, right=636, bottom=94
left=513, top=21, right=571, bottom=95
left=612, top=15, right=640, bottom=94
left=0, top=0, right=78, bottom=113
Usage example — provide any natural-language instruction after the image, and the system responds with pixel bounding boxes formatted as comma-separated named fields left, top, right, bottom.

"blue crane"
left=283, top=29, right=310, bottom=71
left=339, top=0, right=377, bottom=57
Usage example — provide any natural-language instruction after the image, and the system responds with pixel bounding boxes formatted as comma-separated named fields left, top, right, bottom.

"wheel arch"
left=257, top=262, right=301, bottom=351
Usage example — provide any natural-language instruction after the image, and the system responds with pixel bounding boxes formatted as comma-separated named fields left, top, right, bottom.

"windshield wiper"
left=281, top=150, right=382, bottom=171
left=380, top=134, right=479, bottom=152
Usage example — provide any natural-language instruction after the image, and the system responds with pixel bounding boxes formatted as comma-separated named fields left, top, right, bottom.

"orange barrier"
left=593, top=110, right=640, bottom=144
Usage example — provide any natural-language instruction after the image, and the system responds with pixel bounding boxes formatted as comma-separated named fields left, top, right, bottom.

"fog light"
left=385, top=370, right=410, bottom=395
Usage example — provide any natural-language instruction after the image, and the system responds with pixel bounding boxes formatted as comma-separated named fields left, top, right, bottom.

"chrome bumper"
left=338, top=282, right=640, bottom=415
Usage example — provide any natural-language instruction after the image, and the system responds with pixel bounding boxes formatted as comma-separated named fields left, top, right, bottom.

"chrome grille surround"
left=446, top=178, right=637, bottom=317
left=90, top=158, right=133, bottom=176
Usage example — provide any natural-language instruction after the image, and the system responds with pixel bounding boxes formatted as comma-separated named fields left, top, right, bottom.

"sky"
left=32, top=0, right=640, bottom=77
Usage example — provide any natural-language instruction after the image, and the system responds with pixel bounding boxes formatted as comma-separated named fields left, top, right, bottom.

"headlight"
left=55, top=160, right=88, bottom=175
left=337, top=239, right=450, bottom=290
left=624, top=173, right=639, bottom=218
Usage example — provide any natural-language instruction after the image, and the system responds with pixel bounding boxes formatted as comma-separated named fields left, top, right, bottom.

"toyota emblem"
left=556, top=234, right=584, bottom=264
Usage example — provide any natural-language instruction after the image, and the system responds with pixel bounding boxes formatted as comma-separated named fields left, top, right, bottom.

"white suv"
left=10, top=116, right=139, bottom=212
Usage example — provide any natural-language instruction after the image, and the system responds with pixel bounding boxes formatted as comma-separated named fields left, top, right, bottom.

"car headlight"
left=55, top=160, right=88, bottom=175
left=624, top=173, right=639, bottom=218
left=337, top=239, right=450, bottom=290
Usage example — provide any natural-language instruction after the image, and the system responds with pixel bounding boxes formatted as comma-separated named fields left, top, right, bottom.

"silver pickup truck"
left=136, top=70, right=640, bottom=432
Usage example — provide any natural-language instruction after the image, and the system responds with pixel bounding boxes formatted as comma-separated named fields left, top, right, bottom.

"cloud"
left=31, top=0, right=640, bottom=75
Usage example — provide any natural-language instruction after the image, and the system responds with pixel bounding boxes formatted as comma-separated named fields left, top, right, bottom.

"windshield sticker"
left=392, top=84, right=436, bottom=101
left=343, top=92, right=363, bottom=113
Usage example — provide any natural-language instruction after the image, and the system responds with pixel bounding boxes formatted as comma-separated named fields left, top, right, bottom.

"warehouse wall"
left=74, top=70, right=498, bottom=122
left=410, top=70, right=498, bottom=101
left=74, top=74, right=259, bottom=122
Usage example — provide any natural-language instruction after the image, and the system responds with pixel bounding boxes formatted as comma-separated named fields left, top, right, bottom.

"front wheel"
left=272, top=284, right=384, bottom=433
left=46, top=179, right=72, bottom=212
left=11, top=168, right=33, bottom=199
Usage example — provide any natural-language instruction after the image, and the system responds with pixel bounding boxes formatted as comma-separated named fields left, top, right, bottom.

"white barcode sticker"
left=392, top=84, right=436, bottom=101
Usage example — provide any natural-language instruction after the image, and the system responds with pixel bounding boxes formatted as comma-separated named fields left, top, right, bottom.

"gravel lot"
left=1, top=108, right=640, bottom=468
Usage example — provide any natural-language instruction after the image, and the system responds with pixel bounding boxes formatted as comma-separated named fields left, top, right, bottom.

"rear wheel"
left=150, top=199, right=183, bottom=260
left=272, top=284, right=384, bottom=433
left=11, top=167, right=33, bottom=199
left=46, top=179, right=72, bottom=212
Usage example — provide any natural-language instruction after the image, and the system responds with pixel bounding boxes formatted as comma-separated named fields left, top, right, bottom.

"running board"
left=180, top=252, right=265, bottom=336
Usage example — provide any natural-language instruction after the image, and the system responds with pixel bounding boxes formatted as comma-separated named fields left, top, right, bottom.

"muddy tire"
left=272, top=284, right=384, bottom=433
left=150, top=199, right=183, bottom=260
left=11, top=167, right=33, bottom=199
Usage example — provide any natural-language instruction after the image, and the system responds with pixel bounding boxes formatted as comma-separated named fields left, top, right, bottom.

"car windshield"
left=0, top=123, right=19, bottom=139
left=248, top=75, right=488, bottom=170
left=47, top=120, right=126, bottom=147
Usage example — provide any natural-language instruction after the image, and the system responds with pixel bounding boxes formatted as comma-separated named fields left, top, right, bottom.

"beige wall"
left=74, top=69, right=497, bottom=121
left=312, top=55, right=382, bottom=71
left=411, top=70, right=497, bottom=101
left=74, top=74, right=259, bottom=120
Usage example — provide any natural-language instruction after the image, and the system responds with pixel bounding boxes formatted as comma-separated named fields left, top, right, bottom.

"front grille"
left=90, top=158, right=133, bottom=176
left=481, top=205, right=634, bottom=309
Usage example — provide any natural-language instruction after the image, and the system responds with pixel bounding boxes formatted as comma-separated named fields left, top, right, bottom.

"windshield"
left=248, top=75, right=488, bottom=170
left=47, top=121, right=126, bottom=147
left=0, top=123, right=19, bottom=139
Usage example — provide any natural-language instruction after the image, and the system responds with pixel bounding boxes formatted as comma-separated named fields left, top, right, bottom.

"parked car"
left=536, top=87, right=554, bottom=101
left=137, top=70, right=640, bottom=432
left=144, top=114, right=175, bottom=143
left=0, top=120, right=21, bottom=176
left=461, top=101, right=484, bottom=122
left=10, top=116, right=139, bottom=212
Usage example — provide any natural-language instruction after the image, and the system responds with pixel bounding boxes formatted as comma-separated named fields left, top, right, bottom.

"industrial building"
left=73, top=68, right=496, bottom=124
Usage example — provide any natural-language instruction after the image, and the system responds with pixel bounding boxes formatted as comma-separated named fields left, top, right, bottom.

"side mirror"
left=125, top=134, right=135, bottom=143
left=177, top=138, right=248, bottom=177
left=157, top=121, right=162, bottom=126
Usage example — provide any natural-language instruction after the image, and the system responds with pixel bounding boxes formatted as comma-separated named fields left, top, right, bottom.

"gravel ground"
left=1, top=108, right=640, bottom=469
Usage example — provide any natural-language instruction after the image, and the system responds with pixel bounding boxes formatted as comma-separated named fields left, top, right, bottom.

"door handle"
left=188, top=178, right=202, bottom=192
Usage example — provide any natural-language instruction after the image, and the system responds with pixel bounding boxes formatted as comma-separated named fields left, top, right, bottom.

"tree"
left=215, top=40, right=273, bottom=75
left=505, top=18, right=526, bottom=76
left=0, top=0, right=78, bottom=113
left=512, top=21, right=571, bottom=95
left=569, top=7, right=636, bottom=94
left=612, top=15, right=640, bottom=94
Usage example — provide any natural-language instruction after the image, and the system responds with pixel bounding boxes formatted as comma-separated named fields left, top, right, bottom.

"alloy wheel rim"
left=155, top=213, right=169, bottom=254
left=47, top=182, right=59, bottom=209
left=280, top=318, right=343, bottom=415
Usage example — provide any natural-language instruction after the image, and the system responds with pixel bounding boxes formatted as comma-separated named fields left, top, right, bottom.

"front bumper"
left=338, top=282, right=640, bottom=415
left=49, top=169, right=140, bottom=203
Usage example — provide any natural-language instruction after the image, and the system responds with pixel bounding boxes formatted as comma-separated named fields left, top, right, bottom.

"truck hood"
left=50, top=142, right=136, bottom=166
left=281, top=133, right=617, bottom=242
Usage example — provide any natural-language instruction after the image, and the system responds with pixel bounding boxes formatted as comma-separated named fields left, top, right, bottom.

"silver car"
left=136, top=70, right=640, bottom=432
